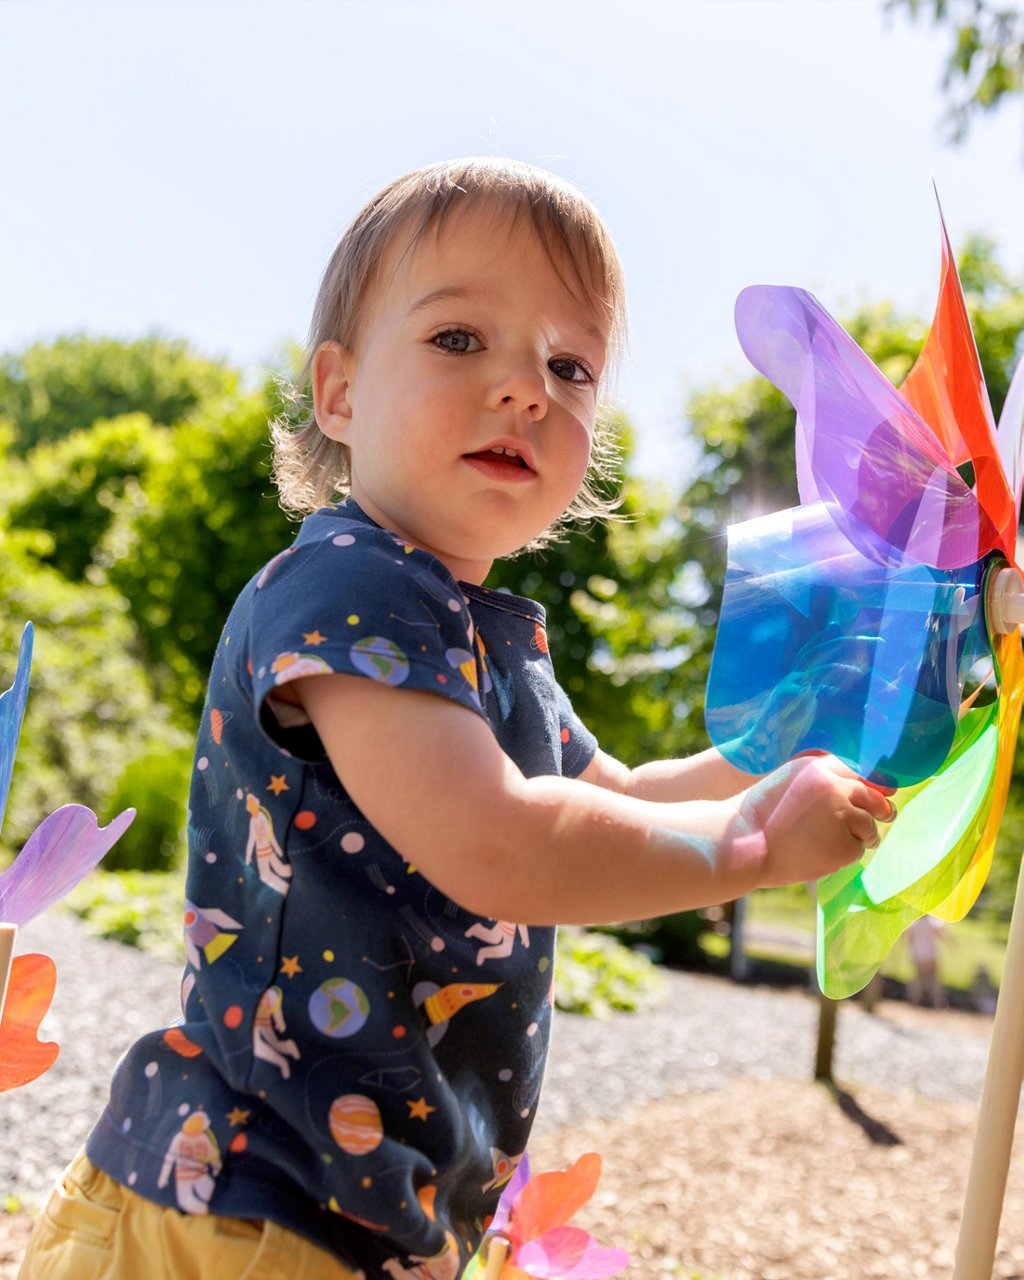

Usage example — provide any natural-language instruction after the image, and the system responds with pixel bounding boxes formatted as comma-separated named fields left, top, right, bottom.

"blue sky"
left=3, top=0, right=1024, bottom=476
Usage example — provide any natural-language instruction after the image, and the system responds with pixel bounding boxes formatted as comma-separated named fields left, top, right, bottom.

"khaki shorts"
left=18, top=1149, right=360, bottom=1279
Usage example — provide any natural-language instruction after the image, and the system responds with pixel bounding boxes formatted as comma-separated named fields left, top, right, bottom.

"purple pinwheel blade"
left=705, top=502, right=989, bottom=787
left=491, top=1151, right=530, bottom=1235
left=0, top=804, right=135, bottom=926
left=735, top=285, right=997, bottom=570
left=516, top=1226, right=629, bottom=1279
left=0, top=625, right=33, bottom=839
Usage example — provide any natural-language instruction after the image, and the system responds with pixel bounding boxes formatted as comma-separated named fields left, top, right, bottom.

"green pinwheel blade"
left=817, top=701, right=998, bottom=999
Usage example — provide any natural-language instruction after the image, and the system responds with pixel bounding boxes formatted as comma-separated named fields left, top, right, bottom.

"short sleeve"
left=247, top=524, right=489, bottom=760
left=554, top=683, right=597, bottom=778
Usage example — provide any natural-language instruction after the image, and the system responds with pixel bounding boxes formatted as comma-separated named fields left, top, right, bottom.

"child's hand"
left=733, top=755, right=894, bottom=888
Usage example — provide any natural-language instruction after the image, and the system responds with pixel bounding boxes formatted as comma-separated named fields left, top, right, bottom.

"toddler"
left=19, top=157, right=891, bottom=1280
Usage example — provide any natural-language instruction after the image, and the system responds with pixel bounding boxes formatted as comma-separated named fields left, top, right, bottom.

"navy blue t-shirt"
left=88, top=499, right=597, bottom=1278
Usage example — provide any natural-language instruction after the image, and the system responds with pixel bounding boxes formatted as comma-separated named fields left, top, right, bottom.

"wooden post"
left=953, top=854, right=1024, bottom=1278
left=0, top=923, right=16, bottom=1023
left=814, top=989, right=838, bottom=1082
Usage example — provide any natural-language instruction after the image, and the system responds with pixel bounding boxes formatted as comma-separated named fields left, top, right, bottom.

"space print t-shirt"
left=87, top=498, right=597, bottom=1278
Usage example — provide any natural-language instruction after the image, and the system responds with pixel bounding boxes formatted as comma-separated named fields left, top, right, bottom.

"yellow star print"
left=280, top=955, right=303, bottom=978
left=226, top=1107, right=250, bottom=1127
left=267, top=775, right=289, bottom=796
left=407, top=1096, right=436, bottom=1122
left=303, top=630, right=327, bottom=646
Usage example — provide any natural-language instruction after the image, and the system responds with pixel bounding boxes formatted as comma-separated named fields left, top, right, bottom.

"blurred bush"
left=554, top=927, right=667, bottom=1016
left=100, top=745, right=192, bottom=872
left=65, top=869, right=184, bottom=962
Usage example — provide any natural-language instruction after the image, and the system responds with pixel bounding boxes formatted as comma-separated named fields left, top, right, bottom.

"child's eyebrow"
left=408, top=285, right=607, bottom=346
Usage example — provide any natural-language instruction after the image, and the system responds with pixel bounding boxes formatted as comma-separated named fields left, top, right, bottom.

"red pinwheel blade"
left=997, top=357, right=1024, bottom=525
left=899, top=198, right=1014, bottom=560
left=516, top=1226, right=629, bottom=1279
left=0, top=953, right=59, bottom=1091
left=735, top=284, right=997, bottom=570
left=515, top=1153, right=602, bottom=1245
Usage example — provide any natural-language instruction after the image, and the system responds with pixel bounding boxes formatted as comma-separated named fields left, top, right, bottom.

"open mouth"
left=464, top=447, right=531, bottom=471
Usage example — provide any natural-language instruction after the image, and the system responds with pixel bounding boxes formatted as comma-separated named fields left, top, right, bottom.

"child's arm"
left=294, top=675, right=888, bottom=927
left=578, top=745, right=757, bottom=803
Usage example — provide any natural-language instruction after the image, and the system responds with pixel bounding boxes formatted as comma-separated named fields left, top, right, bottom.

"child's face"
left=314, top=205, right=609, bottom=584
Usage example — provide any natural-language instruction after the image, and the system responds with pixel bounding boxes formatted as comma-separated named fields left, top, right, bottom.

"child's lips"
left=463, top=450, right=537, bottom=482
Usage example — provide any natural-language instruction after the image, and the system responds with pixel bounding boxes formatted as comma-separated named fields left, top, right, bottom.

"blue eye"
left=433, top=329, right=479, bottom=354
left=549, top=356, right=594, bottom=384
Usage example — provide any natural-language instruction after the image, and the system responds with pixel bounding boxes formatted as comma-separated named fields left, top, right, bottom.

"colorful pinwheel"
left=465, top=1152, right=628, bottom=1280
left=0, top=622, right=135, bottom=1090
left=705, top=202, right=1024, bottom=1000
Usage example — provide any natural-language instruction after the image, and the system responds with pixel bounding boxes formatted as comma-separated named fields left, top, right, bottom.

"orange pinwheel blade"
left=899, top=199, right=1015, bottom=561
left=0, top=952, right=59, bottom=1091
left=515, top=1153, right=602, bottom=1244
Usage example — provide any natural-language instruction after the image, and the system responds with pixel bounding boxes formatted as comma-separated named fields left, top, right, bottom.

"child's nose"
left=492, top=366, right=548, bottom=420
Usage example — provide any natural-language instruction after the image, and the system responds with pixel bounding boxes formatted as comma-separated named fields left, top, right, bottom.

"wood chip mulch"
left=5, top=1075, right=1022, bottom=1278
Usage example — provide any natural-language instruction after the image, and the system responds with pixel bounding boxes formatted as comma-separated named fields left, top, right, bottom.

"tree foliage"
left=0, top=335, right=237, bottom=452
left=890, top=0, right=1024, bottom=139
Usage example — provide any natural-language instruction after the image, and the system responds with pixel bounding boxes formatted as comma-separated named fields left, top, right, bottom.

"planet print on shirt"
left=350, top=637, right=410, bottom=686
left=329, top=1094, right=384, bottom=1155
left=309, top=978, right=371, bottom=1039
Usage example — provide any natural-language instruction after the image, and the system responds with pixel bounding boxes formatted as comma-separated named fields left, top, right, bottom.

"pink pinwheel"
left=0, top=622, right=134, bottom=1089
left=467, top=1151, right=628, bottom=1279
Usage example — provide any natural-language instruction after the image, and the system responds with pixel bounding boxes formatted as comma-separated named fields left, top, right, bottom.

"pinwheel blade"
left=516, top=1226, right=629, bottom=1279
left=0, top=804, right=135, bottom=926
left=899, top=199, right=1012, bottom=558
left=816, top=575, right=1024, bottom=997
left=491, top=1152, right=531, bottom=1235
left=735, top=285, right=999, bottom=569
left=515, top=1154, right=602, bottom=1246
left=931, top=622, right=1024, bottom=921
left=997, top=357, right=1024, bottom=523
left=0, top=624, right=33, bottom=839
left=817, top=702, right=998, bottom=998
left=706, top=502, right=988, bottom=786
left=0, top=952, right=58, bottom=1091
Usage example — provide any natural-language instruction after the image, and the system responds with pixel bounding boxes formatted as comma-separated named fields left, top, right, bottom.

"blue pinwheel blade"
left=705, top=502, right=990, bottom=787
left=0, top=624, right=33, bottom=839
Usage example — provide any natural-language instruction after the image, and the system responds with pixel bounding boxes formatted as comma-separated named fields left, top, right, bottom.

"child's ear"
left=312, top=341, right=357, bottom=442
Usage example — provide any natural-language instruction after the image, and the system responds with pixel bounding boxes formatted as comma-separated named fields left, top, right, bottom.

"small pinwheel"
left=705, top=201, right=1024, bottom=1000
left=0, top=622, right=134, bottom=1090
left=465, top=1152, right=628, bottom=1280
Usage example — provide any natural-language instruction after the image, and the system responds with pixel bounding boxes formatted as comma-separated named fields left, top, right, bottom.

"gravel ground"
left=0, top=914, right=1011, bottom=1277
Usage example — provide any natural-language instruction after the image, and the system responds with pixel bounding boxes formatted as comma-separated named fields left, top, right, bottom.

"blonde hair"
left=270, top=157, right=627, bottom=550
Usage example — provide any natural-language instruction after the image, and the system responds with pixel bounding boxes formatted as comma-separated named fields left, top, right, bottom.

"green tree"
left=889, top=0, right=1024, bottom=139
left=7, top=412, right=175, bottom=580
left=0, top=335, right=238, bottom=452
left=100, top=392, right=294, bottom=722
left=0, top=524, right=189, bottom=859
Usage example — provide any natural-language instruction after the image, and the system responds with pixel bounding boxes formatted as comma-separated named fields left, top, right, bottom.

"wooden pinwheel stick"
left=954, top=566, right=1024, bottom=1280
left=0, top=922, right=16, bottom=1023
left=482, top=1234, right=510, bottom=1280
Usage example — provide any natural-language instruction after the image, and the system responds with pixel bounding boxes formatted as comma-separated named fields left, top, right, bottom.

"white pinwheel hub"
left=987, top=566, right=1024, bottom=636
